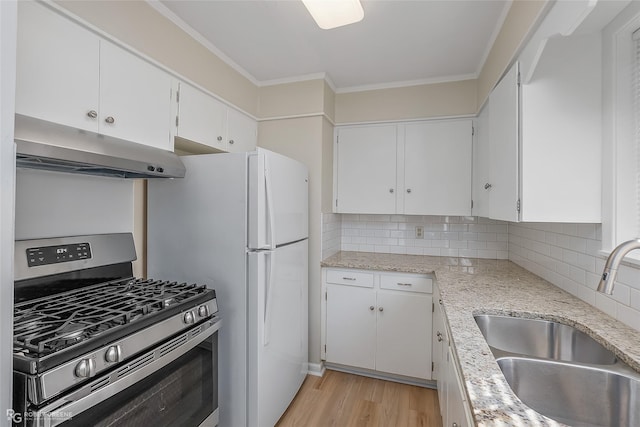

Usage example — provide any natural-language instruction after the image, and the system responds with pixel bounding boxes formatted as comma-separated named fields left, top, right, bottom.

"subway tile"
left=611, top=282, right=631, bottom=305
left=595, top=293, right=617, bottom=318
left=450, top=240, right=469, bottom=249
left=576, top=224, right=597, bottom=239
left=374, top=245, right=390, bottom=253
left=459, top=249, right=479, bottom=258
left=617, top=304, right=640, bottom=331
left=440, top=248, right=460, bottom=257
left=406, top=247, right=424, bottom=255
left=423, top=248, right=440, bottom=256
left=477, top=249, right=498, bottom=259
left=576, top=285, right=596, bottom=306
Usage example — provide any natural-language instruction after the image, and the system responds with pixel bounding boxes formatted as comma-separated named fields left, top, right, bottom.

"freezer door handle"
left=263, top=156, right=277, bottom=250
left=263, top=251, right=275, bottom=346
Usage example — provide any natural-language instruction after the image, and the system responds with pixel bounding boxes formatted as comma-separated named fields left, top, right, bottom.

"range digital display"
left=27, top=243, right=91, bottom=267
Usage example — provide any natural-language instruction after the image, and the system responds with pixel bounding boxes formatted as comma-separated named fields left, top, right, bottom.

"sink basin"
left=474, top=314, right=617, bottom=364
left=497, top=357, right=640, bottom=427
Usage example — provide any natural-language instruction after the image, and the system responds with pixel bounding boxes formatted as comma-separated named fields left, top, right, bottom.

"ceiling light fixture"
left=302, top=0, right=364, bottom=30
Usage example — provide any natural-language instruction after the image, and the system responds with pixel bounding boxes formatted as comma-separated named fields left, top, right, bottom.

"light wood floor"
left=276, top=370, right=442, bottom=427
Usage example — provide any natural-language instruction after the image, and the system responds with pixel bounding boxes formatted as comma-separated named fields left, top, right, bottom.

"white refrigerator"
left=147, top=148, right=309, bottom=427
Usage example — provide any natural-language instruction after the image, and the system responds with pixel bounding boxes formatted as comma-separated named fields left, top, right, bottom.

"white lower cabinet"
left=323, top=268, right=432, bottom=380
left=433, top=285, right=473, bottom=427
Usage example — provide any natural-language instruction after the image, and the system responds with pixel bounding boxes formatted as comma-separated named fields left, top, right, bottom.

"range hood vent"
left=14, top=114, right=186, bottom=179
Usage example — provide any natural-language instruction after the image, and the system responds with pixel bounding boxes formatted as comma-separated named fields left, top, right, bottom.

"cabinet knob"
left=484, top=183, right=492, bottom=190
left=229, top=139, right=235, bottom=145
left=452, top=423, right=459, bottom=427
left=379, top=307, right=384, bottom=312
left=406, top=188, right=411, bottom=194
left=369, top=306, right=374, bottom=311
left=389, top=188, right=394, bottom=194
left=105, top=116, right=115, bottom=124
left=437, top=332, right=443, bottom=342
left=217, top=136, right=223, bottom=141
left=87, top=110, right=97, bottom=119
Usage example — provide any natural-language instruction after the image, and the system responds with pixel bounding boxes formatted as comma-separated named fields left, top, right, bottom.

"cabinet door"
left=403, top=121, right=472, bottom=215
left=488, top=62, right=520, bottom=222
left=16, top=1, right=99, bottom=132
left=227, top=108, right=257, bottom=153
left=336, top=125, right=397, bottom=214
left=473, top=103, right=491, bottom=218
left=376, top=291, right=432, bottom=379
left=325, top=284, right=376, bottom=370
left=445, top=347, right=470, bottom=427
left=176, top=82, right=228, bottom=150
left=99, top=41, right=173, bottom=150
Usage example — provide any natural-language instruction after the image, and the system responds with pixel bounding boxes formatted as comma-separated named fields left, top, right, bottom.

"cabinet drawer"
left=380, top=274, right=432, bottom=293
left=326, top=269, right=374, bottom=288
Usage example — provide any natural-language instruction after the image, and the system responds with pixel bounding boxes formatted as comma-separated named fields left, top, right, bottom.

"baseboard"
left=307, top=362, right=326, bottom=377
left=325, top=363, right=437, bottom=389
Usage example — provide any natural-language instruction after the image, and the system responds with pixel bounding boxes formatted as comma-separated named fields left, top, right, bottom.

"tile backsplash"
left=338, top=214, right=508, bottom=259
left=321, top=214, right=640, bottom=331
left=321, top=213, right=342, bottom=260
left=509, top=222, right=640, bottom=331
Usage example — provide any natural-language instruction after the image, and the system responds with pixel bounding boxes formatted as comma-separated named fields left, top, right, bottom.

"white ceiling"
left=153, top=0, right=511, bottom=92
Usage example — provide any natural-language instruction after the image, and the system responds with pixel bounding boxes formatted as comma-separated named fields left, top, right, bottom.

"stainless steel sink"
left=474, top=314, right=617, bottom=364
left=497, top=357, right=640, bottom=427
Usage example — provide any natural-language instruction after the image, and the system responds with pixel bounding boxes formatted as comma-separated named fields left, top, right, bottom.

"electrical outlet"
left=415, top=226, right=424, bottom=239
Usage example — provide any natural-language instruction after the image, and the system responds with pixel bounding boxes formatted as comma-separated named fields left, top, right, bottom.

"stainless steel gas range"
left=12, top=233, right=220, bottom=427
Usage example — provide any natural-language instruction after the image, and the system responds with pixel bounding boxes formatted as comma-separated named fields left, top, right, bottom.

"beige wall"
left=321, top=117, right=335, bottom=213
left=259, top=79, right=326, bottom=119
left=55, top=0, right=259, bottom=116
left=334, top=79, right=477, bottom=124
left=477, top=0, right=549, bottom=107
left=258, top=116, right=326, bottom=365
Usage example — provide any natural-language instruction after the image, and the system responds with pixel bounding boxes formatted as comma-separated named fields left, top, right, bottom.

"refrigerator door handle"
left=264, top=156, right=277, bottom=251
left=263, top=250, right=275, bottom=346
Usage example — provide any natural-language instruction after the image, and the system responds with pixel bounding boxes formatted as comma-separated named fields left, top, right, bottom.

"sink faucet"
left=598, top=238, right=640, bottom=294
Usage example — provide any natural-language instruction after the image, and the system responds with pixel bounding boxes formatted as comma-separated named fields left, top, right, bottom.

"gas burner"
left=13, top=277, right=212, bottom=358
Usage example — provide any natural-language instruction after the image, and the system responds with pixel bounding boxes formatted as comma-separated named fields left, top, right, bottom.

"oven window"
left=62, top=333, right=217, bottom=427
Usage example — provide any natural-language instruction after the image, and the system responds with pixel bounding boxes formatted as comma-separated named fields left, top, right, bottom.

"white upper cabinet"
left=487, top=62, right=520, bottom=222
left=16, top=1, right=173, bottom=151
left=175, top=81, right=257, bottom=154
left=226, top=107, right=258, bottom=153
left=335, top=120, right=472, bottom=216
left=99, top=42, right=172, bottom=150
left=472, top=103, right=491, bottom=218
left=16, top=1, right=99, bottom=132
left=403, top=121, right=472, bottom=216
left=335, top=125, right=398, bottom=214
left=479, top=33, right=602, bottom=223
left=175, top=81, right=227, bottom=151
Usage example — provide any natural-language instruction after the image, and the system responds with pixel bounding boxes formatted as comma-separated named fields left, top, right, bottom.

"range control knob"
left=198, top=305, right=209, bottom=318
left=74, top=358, right=96, bottom=378
left=184, top=311, right=195, bottom=324
left=105, top=345, right=121, bottom=363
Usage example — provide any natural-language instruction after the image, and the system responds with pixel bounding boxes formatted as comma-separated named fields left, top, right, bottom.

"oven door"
left=29, top=319, right=220, bottom=427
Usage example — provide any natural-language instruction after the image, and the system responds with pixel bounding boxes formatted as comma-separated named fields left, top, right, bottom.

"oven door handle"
left=33, top=319, right=220, bottom=427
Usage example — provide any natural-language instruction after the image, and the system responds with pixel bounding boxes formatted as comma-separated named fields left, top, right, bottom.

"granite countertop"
left=321, top=251, right=640, bottom=426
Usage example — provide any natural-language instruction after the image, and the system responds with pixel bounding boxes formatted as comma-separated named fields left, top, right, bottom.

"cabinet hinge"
left=517, top=71, right=521, bottom=87
left=471, top=125, right=475, bottom=136
left=325, top=291, right=327, bottom=301
left=517, top=199, right=521, bottom=213
left=335, top=199, right=338, bottom=208
left=471, top=199, right=474, bottom=209
left=432, top=302, right=434, bottom=313
left=324, top=344, right=327, bottom=352
left=176, top=90, right=180, bottom=103
left=175, top=116, right=179, bottom=127
left=432, top=361, right=434, bottom=372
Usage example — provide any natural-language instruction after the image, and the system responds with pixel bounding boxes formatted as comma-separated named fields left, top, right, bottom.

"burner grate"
left=13, top=278, right=208, bottom=356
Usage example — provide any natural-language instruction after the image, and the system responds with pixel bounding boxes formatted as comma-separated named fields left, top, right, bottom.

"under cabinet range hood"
left=14, top=114, right=186, bottom=179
